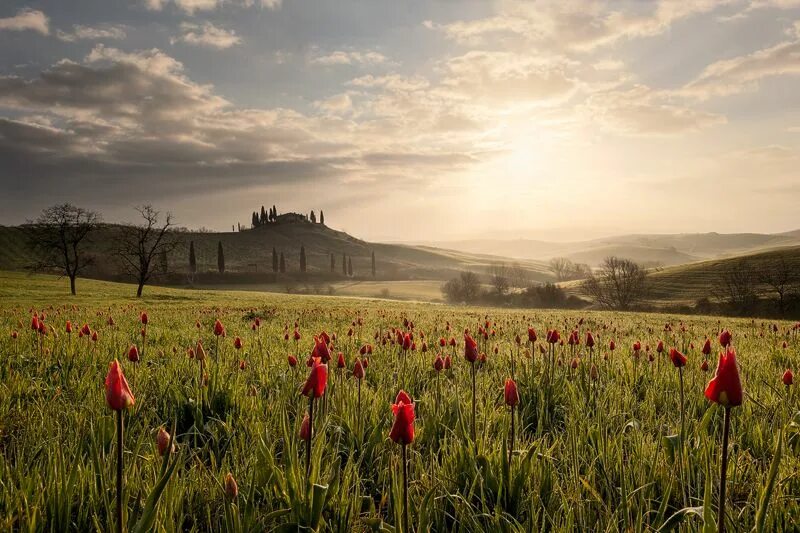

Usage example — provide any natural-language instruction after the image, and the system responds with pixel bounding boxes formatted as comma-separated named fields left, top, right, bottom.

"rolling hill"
left=0, top=221, right=553, bottom=286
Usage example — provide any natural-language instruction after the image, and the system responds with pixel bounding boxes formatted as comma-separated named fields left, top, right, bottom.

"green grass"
left=1, top=271, right=799, bottom=531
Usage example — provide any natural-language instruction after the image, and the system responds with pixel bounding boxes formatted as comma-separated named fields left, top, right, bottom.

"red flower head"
left=359, top=344, right=369, bottom=355
left=701, top=339, right=712, bottom=355
left=586, top=331, right=595, bottom=348
left=195, top=341, right=206, bottom=361
left=319, top=331, right=331, bottom=345
left=656, top=340, right=664, bottom=354
left=421, top=341, right=428, bottom=352
left=433, top=354, right=444, bottom=371
left=11, top=330, right=18, bottom=339
left=105, top=359, right=135, bottom=411
left=439, top=337, right=446, bottom=347
left=704, top=347, right=743, bottom=407
left=81, top=323, right=91, bottom=336
left=337, top=352, right=346, bottom=369
left=464, top=332, right=478, bottom=363
left=402, top=333, right=412, bottom=351
left=362, top=357, right=369, bottom=368
left=701, top=359, right=709, bottom=372
left=299, top=412, right=311, bottom=441
left=65, top=321, right=73, bottom=334
left=141, top=312, right=148, bottom=325
left=609, top=340, right=616, bottom=351
left=127, top=345, right=140, bottom=363
left=389, top=390, right=415, bottom=445
left=527, top=327, right=537, bottom=343
left=234, top=336, right=243, bottom=350
left=783, top=368, right=794, bottom=386
left=669, top=347, right=687, bottom=368
left=293, top=329, right=301, bottom=341
left=632, top=341, right=641, bottom=352
left=288, top=354, right=298, bottom=367
left=302, top=358, right=328, bottom=398
left=31, top=315, right=39, bottom=331
left=444, top=355, right=452, bottom=369
left=504, top=378, right=519, bottom=407
left=448, top=337, right=456, bottom=347
left=719, top=330, right=732, bottom=348
left=311, top=335, right=332, bottom=363
left=213, top=319, right=225, bottom=337
left=353, top=358, right=365, bottom=380
left=570, top=357, right=579, bottom=370
left=157, top=427, right=174, bottom=457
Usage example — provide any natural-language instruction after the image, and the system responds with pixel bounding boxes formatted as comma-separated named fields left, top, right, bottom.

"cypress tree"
left=189, top=241, right=197, bottom=273
left=260, top=206, right=266, bottom=224
left=310, top=211, right=316, bottom=224
left=348, top=256, right=353, bottom=277
left=371, top=251, right=376, bottom=277
left=279, top=252, right=286, bottom=273
left=330, top=252, right=335, bottom=272
left=299, top=245, right=307, bottom=273
left=272, top=247, right=278, bottom=273
left=272, top=205, right=277, bottom=221
left=217, top=241, right=225, bottom=274
left=320, top=210, right=325, bottom=225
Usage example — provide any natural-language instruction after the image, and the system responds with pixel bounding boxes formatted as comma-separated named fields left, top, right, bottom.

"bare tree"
left=490, top=263, right=510, bottom=295
left=508, top=262, right=529, bottom=289
left=549, top=257, right=575, bottom=282
left=714, top=259, right=758, bottom=315
left=114, top=205, right=179, bottom=297
left=442, top=271, right=482, bottom=303
left=26, top=204, right=101, bottom=295
left=582, top=256, right=648, bottom=310
left=758, top=255, right=797, bottom=316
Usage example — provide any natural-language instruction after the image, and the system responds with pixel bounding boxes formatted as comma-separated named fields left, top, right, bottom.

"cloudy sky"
left=0, top=0, right=798, bottom=241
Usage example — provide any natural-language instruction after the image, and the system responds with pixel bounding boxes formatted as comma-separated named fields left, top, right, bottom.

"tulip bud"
left=224, top=473, right=238, bottom=499
left=299, top=412, right=311, bottom=441
left=157, top=427, right=174, bottom=457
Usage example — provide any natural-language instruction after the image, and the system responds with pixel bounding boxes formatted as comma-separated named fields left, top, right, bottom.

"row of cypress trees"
left=186, top=240, right=376, bottom=276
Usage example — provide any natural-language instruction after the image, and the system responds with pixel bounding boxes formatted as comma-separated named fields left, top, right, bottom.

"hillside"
left=646, top=245, right=800, bottom=304
left=418, top=230, right=800, bottom=266
left=0, top=221, right=553, bottom=286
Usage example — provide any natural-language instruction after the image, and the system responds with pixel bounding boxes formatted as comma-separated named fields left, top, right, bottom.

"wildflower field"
left=1, top=272, right=798, bottom=532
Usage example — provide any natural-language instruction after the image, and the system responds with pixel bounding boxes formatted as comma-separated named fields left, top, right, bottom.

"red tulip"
left=224, top=473, right=238, bottom=500
left=140, top=312, right=148, bottom=325
left=701, top=360, right=709, bottom=372
left=504, top=378, right=519, bottom=407
left=609, top=340, right=616, bottom=351
left=65, top=321, right=73, bottom=334
left=81, top=323, right=91, bottom=336
left=656, top=340, right=664, bottom=354
left=127, top=345, right=140, bottom=363
left=389, top=390, right=415, bottom=445
left=527, top=328, right=537, bottom=343
left=719, top=330, right=732, bottom=348
left=444, top=355, right=452, bottom=369
left=288, top=354, right=298, bottom=367
left=586, top=332, right=595, bottom=348
left=293, top=329, right=301, bottom=341
left=11, top=330, right=18, bottom=339
left=337, top=352, right=346, bottom=369
left=353, top=358, right=365, bottom=379
left=704, top=348, right=743, bottom=407
left=299, top=412, right=311, bottom=441
left=105, top=359, right=135, bottom=411
left=701, top=339, right=711, bottom=355
left=31, top=315, right=39, bottom=331
left=302, top=358, right=328, bottom=398
left=402, top=333, right=412, bottom=351
left=213, top=319, right=225, bottom=337
left=783, top=369, right=794, bottom=386
left=433, top=354, right=444, bottom=371
left=669, top=348, right=687, bottom=368
left=157, top=427, right=174, bottom=456
left=464, top=332, right=478, bottom=363
left=546, top=329, right=560, bottom=344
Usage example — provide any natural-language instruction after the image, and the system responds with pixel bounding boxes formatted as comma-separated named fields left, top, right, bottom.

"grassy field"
left=1, top=271, right=799, bottom=531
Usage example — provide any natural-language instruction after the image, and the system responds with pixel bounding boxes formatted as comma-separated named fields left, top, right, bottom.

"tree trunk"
left=69, top=274, right=77, bottom=296
left=136, top=281, right=144, bottom=298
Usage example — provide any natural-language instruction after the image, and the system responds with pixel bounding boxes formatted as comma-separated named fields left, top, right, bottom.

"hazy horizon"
left=2, top=0, right=799, bottom=242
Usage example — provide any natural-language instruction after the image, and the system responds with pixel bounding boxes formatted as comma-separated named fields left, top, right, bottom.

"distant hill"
left=0, top=221, right=553, bottom=285
left=645, top=245, right=800, bottom=304
left=416, top=230, right=800, bottom=267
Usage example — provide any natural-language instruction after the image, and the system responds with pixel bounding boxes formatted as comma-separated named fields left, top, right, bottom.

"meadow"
left=0, top=271, right=798, bottom=532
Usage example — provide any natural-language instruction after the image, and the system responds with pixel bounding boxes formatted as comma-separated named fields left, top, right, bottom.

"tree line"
left=25, top=203, right=377, bottom=298
left=249, top=204, right=326, bottom=229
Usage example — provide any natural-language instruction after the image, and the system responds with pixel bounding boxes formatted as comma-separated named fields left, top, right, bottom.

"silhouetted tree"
left=272, top=247, right=278, bottom=273
left=582, top=257, right=648, bottom=310
left=714, top=259, right=758, bottom=315
left=271, top=205, right=277, bottom=222
left=759, top=255, right=798, bottom=316
left=189, top=241, right=197, bottom=273
left=217, top=241, right=225, bottom=274
left=260, top=206, right=266, bottom=225
left=279, top=252, right=286, bottom=273
left=442, top=271, right=481, bottom=303
left=26, top=203, right=101, bottom=295
left=299, top=246, right=307, bottom=273
left=348, top=256, right=353, bottom=277
left=310, top=211, right=317, bottom=224
left=330, top=252, right=335, bottom=272
left=490, top=263, right=510, bottom=295
left=115, top=205, right=179, bottom=297
left=320, top=210, right=325, bottom=225
left=371, top=251, right=376, bottom=277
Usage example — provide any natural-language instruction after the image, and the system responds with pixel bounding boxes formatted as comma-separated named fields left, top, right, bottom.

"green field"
left=1, top=271, right=799, bottom=531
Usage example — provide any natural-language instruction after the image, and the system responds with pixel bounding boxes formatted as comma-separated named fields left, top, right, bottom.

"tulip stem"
left=116, top=409, right=124, bottom=533
left=508, top=405, right=515, bottom=465
left=471, top=361, right=477, bottom=455
left=678, top=366, right=687, bottom=508
left=306, top=396, right=314, bottom=482
left=402, top=442, right=409, bottom=533
left=718, top=406, right=731, bottom=533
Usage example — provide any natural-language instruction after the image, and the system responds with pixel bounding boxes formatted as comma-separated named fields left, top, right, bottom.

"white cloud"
left=56, top=24, right=127, bottom=42
left=314, top=93, right=353, bottom=113
left=143, top=0, right=282, bottom=13
left=172, top=22, right=241, bottom=49
left=0, top=8, right=49, bottom=35
left=310, top=49, right=389, bottom=66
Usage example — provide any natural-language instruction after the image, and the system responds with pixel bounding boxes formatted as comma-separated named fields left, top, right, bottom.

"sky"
left=0, top=0, right=799, bottom=242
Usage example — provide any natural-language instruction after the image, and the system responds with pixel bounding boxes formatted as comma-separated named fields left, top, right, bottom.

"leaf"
left=657, top=506, right=705, bottom=532
left=662, top=434, right=680, bottom=464
left=754, top=429, right=782, bottom=533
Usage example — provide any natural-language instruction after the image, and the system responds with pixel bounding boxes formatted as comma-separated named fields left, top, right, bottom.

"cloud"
left=56, top=24, right=127, bottom=42
left=309, top=49, right=389, bottom=66
left=682, top=34, right=800, bottom=99
left=143, top=0, right=282, bottom=14
left=582, top=85, right=726, bottom=135
left=313, top=93, right=353, bottom=113
left=0, top=8, right=49, bottom=35
left=172, top=22, right=241, bottom=49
